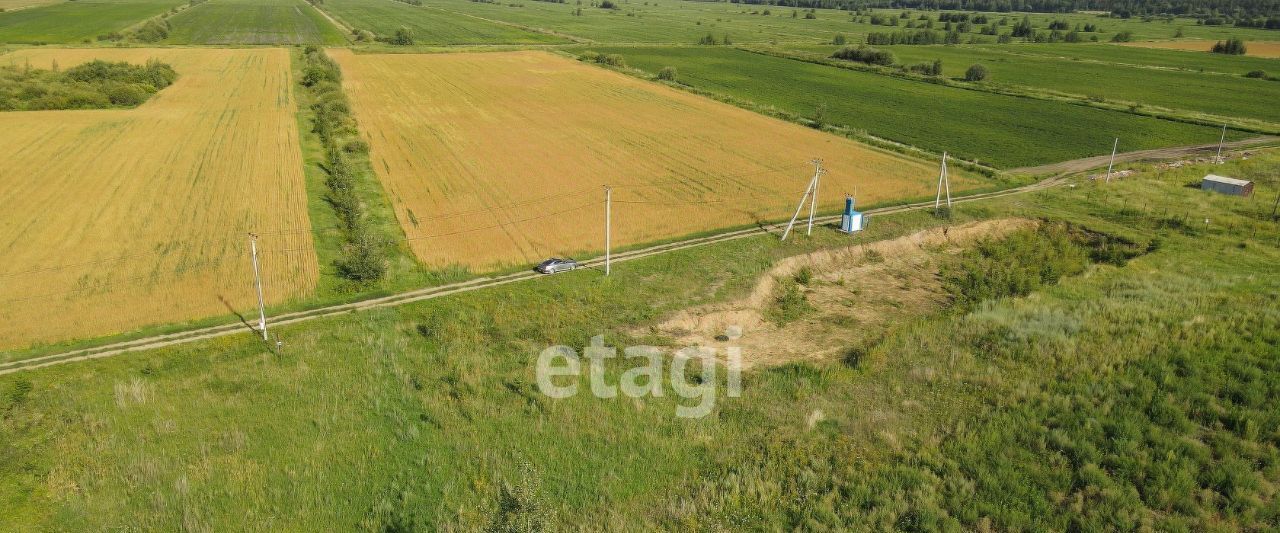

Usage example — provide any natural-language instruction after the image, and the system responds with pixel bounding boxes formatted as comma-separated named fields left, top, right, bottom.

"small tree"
left=832, top=33, right=846, bottom=45
left=964, top=63, right=988, bottom=81
left=811, top=101, right=828, bottom=129
left=391, top=26, right=414, bottom=45
left=657, top=66, right=677, bottom=81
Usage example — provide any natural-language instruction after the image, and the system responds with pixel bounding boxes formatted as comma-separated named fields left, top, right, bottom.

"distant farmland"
left=594, top=46, right=1245, bottom=168
left=1122, top=40, right=1280, bottom=59
left=165, top=0, right=347, bottom=45
left=320, top=0, right=565, bottom=45
left=0, top=48, right=316, bottom=351
left=0, top=0, right=182, bottom=43
left=330, top=50, right=973, bottom=269
left=783, top=43, right=1280, bottom=124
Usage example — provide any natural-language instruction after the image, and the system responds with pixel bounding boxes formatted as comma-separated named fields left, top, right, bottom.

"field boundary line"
left=0, top=175, right=1066, bottom=376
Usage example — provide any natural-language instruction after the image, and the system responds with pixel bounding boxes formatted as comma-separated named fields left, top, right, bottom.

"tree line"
left=300, top=46, right=388, bottom=283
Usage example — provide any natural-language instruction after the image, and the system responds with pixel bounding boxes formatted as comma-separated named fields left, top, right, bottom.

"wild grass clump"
left=943, top=223, right=1089, bottom=309
left=300, top=46, right=388, bottom=282
left=0, top=59, right=176, bottom=111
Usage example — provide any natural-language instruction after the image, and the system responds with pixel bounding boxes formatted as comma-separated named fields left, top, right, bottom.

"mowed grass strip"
left=597, top=46, right=1243, bottom=168
left=321, top=0, right=564, bottom=45
left=329, top=49, right=970, bottom=270
left=784, top=43, right=1280, bottom=124
left=0, top=0, right=182, bottom=43
left=0, top=48, right=317, bottom=352
left=165, top=0, right=347, bottom=45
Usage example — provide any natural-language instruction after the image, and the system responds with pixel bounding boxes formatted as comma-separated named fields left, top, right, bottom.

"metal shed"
left=1201, top=174, right=1254, bottom=197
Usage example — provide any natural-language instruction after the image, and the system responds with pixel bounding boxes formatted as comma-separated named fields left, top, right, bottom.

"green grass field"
left=2, top=147, right=1276, bottom=529
left=1004, top=42, right=1280, bottom=75
left=590, top=46, right=1244, bottom=168
left=165, top=0, right=347, bottom=45
left=421, top=0, right=1280, bottom=45
left=783, top=43, right=1280, bottom=124
left=0, top=0, right=182, bottom=43
left=320, top=0, right=566, bottom=45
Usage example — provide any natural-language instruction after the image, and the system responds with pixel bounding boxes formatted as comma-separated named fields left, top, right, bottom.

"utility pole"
left=248, top=233, right=267, bottom=341
left=604, top=185, right=612, bottom=276
left=934, top=151, right=951, bottom=213
left=781, top=161, right=822, bottom=241
left=1216, top=124, right=1227, bottom=163
left=1271, top=188, right=1280, bottom=220
left=1105, top=137, right=1118, bottom=183
left=806, top=158, right=823, bottom=236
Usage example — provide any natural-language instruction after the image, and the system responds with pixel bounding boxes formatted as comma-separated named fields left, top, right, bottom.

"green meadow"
left=589, top=46, right=1243, bottom=168
left=321, top=0, right=566, bottom=45
left=0, top=0, right=182, bottom=43
left=784, top=42, right=1280, bottom=123
left=3, top=147, right=1277, bottom=530
left=165, top=0, right=348, bottom=45
left=1005, top=42, right=1280, bottom=75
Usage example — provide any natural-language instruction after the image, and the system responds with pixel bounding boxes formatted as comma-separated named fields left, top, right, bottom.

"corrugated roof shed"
left=1203, top=174, right=1251, bottom=187
left=1201, top=174, right=1254, bottom=197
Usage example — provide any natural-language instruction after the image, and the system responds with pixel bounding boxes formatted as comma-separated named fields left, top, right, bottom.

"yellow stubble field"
left=0, top=48, right=316, bottom=352
left=1121, top=40, right=1280, bottom=58
left=330, top=49, right=978, bottom=270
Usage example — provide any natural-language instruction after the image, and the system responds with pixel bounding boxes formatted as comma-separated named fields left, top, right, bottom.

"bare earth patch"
left=643, top=219, right=1035, bottom=369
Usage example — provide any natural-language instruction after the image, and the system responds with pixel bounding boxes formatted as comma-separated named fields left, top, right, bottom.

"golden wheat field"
left=331, top=49, right=974, bottom=269
left=0, top=48, right=316, bottom=352
left=1121, top=40, right=1280, bottom=58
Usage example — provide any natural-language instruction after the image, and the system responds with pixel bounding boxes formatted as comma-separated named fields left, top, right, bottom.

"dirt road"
left=0, top=175, right=1065, bottom=376
left=1009, top=136, right=1276, bottom=176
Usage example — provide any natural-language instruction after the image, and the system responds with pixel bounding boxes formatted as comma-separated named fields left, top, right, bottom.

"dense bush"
left=964, top=63, right=989, bottom=81
left=0, top=59, right=176, bottom=111
left=1212, top=37, right=1247, bottom=55
left=830, top=45, right=895, bottom=66
left=132, top=19, right=170, bottom=43
left=944, top=223, right=1090, bottom=309
left=657, top=66, right=677, bottom=81
left=906, top=59, right=943, bottom=76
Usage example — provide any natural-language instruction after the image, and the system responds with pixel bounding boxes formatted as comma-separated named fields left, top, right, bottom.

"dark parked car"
left=535, top=258, right=578, bottom=274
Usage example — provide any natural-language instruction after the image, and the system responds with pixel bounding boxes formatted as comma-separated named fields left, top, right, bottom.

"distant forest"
left=718, top=0, right=1280, bottom=21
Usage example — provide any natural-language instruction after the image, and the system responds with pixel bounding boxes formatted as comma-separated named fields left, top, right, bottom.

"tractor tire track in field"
left=1008, top=136, right=1276, bottom=176
left=0, top=175, right=1066, bottom=377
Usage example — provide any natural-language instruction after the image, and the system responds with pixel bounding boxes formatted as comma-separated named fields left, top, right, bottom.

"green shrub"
left=657, top=66, right=677, bottom=81
left=830, top=45, right=895, bottom=66
left=964, top=63, right=989, bottom=81
left=0, top=60, right=176, bottom=112
left=1211, top=37, right=1247, bottom=55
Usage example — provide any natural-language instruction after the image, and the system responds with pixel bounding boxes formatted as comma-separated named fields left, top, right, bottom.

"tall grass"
left=1, top=150, right=1278, bottom=529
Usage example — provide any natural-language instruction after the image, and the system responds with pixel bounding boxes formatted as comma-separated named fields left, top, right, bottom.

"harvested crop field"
left=1121, top=40, right=1280, bottom=58
left=0, top=48, right=316, bottom=352
left=330, top=50, right=974, bottom=269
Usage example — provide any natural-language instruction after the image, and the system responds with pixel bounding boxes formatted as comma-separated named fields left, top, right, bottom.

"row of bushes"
left=0, top=59, right=176, bottom=111
left=300, top=46, right=388, bottom=282
left=828, top=46, right=989, bottom=81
